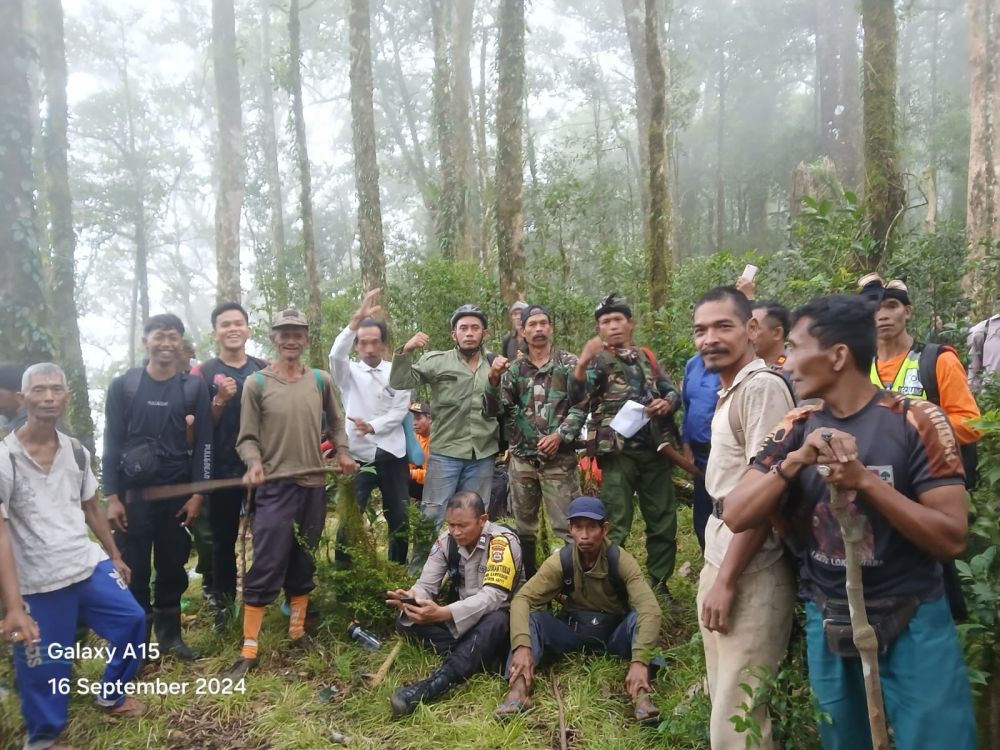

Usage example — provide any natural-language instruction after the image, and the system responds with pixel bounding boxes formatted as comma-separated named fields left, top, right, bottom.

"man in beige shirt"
left=224, top=307, right=355, bottom=679
left=693, top=287, right=795, bottom=750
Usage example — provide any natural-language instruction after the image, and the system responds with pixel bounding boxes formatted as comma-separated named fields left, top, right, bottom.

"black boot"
left=153, top=606, right=196, bottom=661
left=521, top=539, right=537, bottom=580
left=389, top=668, right=456, bottom=718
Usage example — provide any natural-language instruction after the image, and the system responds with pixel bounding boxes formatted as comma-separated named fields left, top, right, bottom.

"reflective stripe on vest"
left=870, top=350, right=927, bottom=399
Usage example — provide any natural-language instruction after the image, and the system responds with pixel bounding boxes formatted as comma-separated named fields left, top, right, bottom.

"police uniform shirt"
left=406, top=520, right=524, bottom=637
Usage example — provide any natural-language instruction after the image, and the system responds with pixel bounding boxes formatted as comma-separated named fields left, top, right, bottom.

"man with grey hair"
left=385, top=490, right=523, bottom=717
left=2, top=363, right=148, bottom=750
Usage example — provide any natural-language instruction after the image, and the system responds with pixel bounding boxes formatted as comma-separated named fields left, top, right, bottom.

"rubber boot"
left=389, top=667, right=456, bottom=718
left=521, top=539, right=537, bottom=580
left=153, top=606, right=196, bottom=661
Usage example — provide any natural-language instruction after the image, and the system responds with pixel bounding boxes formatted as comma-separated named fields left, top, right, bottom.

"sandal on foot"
left=101, top=696, right=146, bottom=718
left=494, top=697, right=532, bottom=719
left=634, top=695, right=661, bottom=727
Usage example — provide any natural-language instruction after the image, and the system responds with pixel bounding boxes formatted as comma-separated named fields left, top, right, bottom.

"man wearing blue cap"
left=495, top=496, right=662, bottom=725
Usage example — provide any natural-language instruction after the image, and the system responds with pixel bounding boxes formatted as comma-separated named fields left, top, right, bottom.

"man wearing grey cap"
left=225, top=307, right=355, bottom=679
left=496, top=496, right=662, bottom=725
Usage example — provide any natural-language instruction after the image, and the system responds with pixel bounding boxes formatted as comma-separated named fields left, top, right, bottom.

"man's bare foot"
left=494, top=685, right=532, bottom=718
left=101, top=696, right=146, bottom=718
left=633, top=690, right=660, bottom=726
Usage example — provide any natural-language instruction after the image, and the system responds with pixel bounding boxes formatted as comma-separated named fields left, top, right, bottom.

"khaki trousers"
left=697, top=558, right=795, bottom=749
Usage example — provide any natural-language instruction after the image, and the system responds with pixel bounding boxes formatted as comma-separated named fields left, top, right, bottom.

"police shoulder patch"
left=481, top=535, right=516, bottom=593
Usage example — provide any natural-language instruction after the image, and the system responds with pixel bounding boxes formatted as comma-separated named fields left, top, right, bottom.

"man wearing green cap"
left=483, top=303, right=586, bottom=578
left=569, top=294, right=681, bottom=597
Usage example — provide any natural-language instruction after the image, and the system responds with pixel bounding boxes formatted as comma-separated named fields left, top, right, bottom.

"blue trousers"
left=804, top=596, right=977, bottom=750
left=13, top=559, right=146, bottom=750
left=506, top=610, right=662, bottom=674
left=421, top=453, right=495, bottom=530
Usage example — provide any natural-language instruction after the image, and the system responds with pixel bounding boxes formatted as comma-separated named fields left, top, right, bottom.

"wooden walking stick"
left=822, top=469, right=891, bottom=750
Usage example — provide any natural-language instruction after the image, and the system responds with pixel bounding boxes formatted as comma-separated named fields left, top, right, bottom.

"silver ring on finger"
left=816, top=464, right=831, bottom=477
left=820, top=430, right=834, bottom=443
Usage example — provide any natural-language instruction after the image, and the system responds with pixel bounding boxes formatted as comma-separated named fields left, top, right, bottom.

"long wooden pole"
left=827, top=482, right=891, bottom=749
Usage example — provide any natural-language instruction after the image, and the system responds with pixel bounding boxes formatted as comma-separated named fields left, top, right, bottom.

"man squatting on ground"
left=329, top=289, right=412, bottom=565
left=385, top=490, right=523, bottom=717
left=495, top=496, right=662, bottom=725
left=482, top=303, right=586, bottom=578
left=225, top=307, right=356, bottom=679
left=725, top=294, right=978, bottom=750
left=3, top=364, right=147, bottom=750
left=693, top=287, right=795, bottom=749
left=104, top=313, right=211, bottom=660
left=390, top=304, right=499, bottom=567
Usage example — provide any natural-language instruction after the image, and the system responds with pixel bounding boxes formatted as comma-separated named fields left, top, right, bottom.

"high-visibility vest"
left=870, top=350, right=927, bottom=398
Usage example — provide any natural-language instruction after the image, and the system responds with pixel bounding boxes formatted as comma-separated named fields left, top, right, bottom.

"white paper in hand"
left=609, top=400, right=650, bottom=438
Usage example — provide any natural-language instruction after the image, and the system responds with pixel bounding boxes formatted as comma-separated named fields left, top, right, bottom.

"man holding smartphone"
left=385, top=491, right=523, bottom=718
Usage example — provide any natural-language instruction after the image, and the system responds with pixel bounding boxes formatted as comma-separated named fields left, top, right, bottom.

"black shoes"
left=152, top=606, right=197, bottom=661
left=389, top=668, right=456, bottom=718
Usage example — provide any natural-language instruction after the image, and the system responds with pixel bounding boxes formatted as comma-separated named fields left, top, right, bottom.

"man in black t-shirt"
left=723, top=295, right=976, bottom=750
left=192, top=302, right=266, bottom=626
left=104, top=313, right=212, bottom=660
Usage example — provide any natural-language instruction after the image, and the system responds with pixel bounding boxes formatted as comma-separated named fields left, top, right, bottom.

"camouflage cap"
left=271, top=307, right=309, bottom=329
left=594, top=293, right=632, bottom=320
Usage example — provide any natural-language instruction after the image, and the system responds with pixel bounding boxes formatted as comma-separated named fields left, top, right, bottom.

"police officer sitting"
left=385, top=491, right=524, bottom=718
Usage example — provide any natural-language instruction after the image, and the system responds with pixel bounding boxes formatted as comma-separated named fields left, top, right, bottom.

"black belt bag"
left=120, top=436, right=160, bottom=483
left=566, top=610, right=622, bottom=648
left=818, top=593, right=920, bottom=658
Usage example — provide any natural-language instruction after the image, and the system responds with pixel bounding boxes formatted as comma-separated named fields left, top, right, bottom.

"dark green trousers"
left=599, top=449, right=677, bottom=583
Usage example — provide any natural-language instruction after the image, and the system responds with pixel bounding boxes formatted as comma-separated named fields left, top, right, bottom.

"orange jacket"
left=409, top=432, right=431, bottom=484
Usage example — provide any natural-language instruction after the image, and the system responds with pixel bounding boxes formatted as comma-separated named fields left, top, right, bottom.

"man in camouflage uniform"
left=570, top=294, right=681, bottom=597
left=482, top=304, right=587, bottom=578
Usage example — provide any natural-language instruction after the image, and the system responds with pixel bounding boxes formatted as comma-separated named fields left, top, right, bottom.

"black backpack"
left=121, top=367, right=203, bottom=419
left=559, top=543, right=629, bottom=606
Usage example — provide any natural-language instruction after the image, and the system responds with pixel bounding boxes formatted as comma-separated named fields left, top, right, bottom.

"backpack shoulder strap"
left=446, top=535, right=461, bottom=603
left=69, top=436, right=88, bottom=498
left=726, top=368, right=792, bottom=441
left=197, top=358, right=219, bottom=387
left=312, top=368, right=324, bottom=394
left=605, top=544, right=629, bottom=606
left=560, top=544, right=575, bottom=596
left=122, top=368, right=143, bottom=411
left=179, top=373, right=202, bottom=414
left=916, top=342, right=942, bottom=405
left=254, top=371, right=266, bottom=392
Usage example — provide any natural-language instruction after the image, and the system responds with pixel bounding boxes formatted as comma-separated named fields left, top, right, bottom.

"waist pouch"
left=566, top=609, right=622, bottom=648
left=120, top=437, right=160, bottom=483
left=818, top=593, right=920, bottom=658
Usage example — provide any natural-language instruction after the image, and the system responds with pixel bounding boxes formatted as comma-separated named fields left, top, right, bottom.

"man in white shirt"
left=329, top=289, right=412, bottom=564
left=693, top=287, right=796, bottom=750
left=2, top=363, right=147, bottom=750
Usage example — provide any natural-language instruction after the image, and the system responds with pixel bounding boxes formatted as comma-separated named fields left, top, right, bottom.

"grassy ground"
left=0, top=504, right=715, bottom=750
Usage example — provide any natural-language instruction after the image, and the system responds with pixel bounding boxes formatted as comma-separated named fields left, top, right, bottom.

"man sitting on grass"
left=386, top=491, right=523, bottom=717
left=495, top=496, right=662, bottom=725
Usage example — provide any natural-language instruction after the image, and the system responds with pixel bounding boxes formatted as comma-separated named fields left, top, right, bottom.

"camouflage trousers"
left=508, top=451, right=580, bottom=543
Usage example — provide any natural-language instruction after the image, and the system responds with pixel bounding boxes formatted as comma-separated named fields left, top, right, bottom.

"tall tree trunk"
left=213, top=0, right=243, bottom=304
left=0, top=0, right=55, bottom=364
left=38, top=0, right=95, bottom=448
left=861, top=0, right=905, bottom=271
left=714, top=4, right=726, bottom=253
left=622, top=0, right=652, bottom=228
left=965, top=0, right=999, bottom=315
left=644, top=0, right=673, bottom=308
left=475, top=18, right=492, bottom=264
left=258, top=0, right=289, bottom=308
left=289, top=0, right=323, bottom=367
left=815, top=0, right=861, bottom=189
left=495, top=0, right=526, bottom=304
left=122, top=55, right=149, bottom=365
left=349, top=0, right=388, bottom=295
left=451, top=0, right=478, bottom=260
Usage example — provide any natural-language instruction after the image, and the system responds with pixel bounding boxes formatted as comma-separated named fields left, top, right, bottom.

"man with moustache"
left=568, top=294, right=681, bottom=596
left=390, top=305, right=499, bottom=565
left=3, top=364, right=148, bottom=750
left=693, top=287, right=795, bottom=750
left=482, top=303, right=586, bottom=578
left=329, top=289, right=411, bottom=564
left=225, top=307, right=355, bottom=679
left=104, top=313, right=211, bottom=661
left=724, top=295, right=977, bottom=750
left=192, top=302, right=267, bottom=625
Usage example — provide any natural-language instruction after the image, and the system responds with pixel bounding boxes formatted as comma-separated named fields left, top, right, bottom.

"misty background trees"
left=1, top=0, right=995, bottom=428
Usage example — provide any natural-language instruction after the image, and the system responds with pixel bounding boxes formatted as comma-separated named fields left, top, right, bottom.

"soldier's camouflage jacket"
left=482, top=351, right=588, bottom=459
left=569, top=346, right=680, bottom=455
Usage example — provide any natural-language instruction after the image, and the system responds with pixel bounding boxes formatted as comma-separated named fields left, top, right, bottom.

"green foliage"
left=731, top=629, right=828, bottom=750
